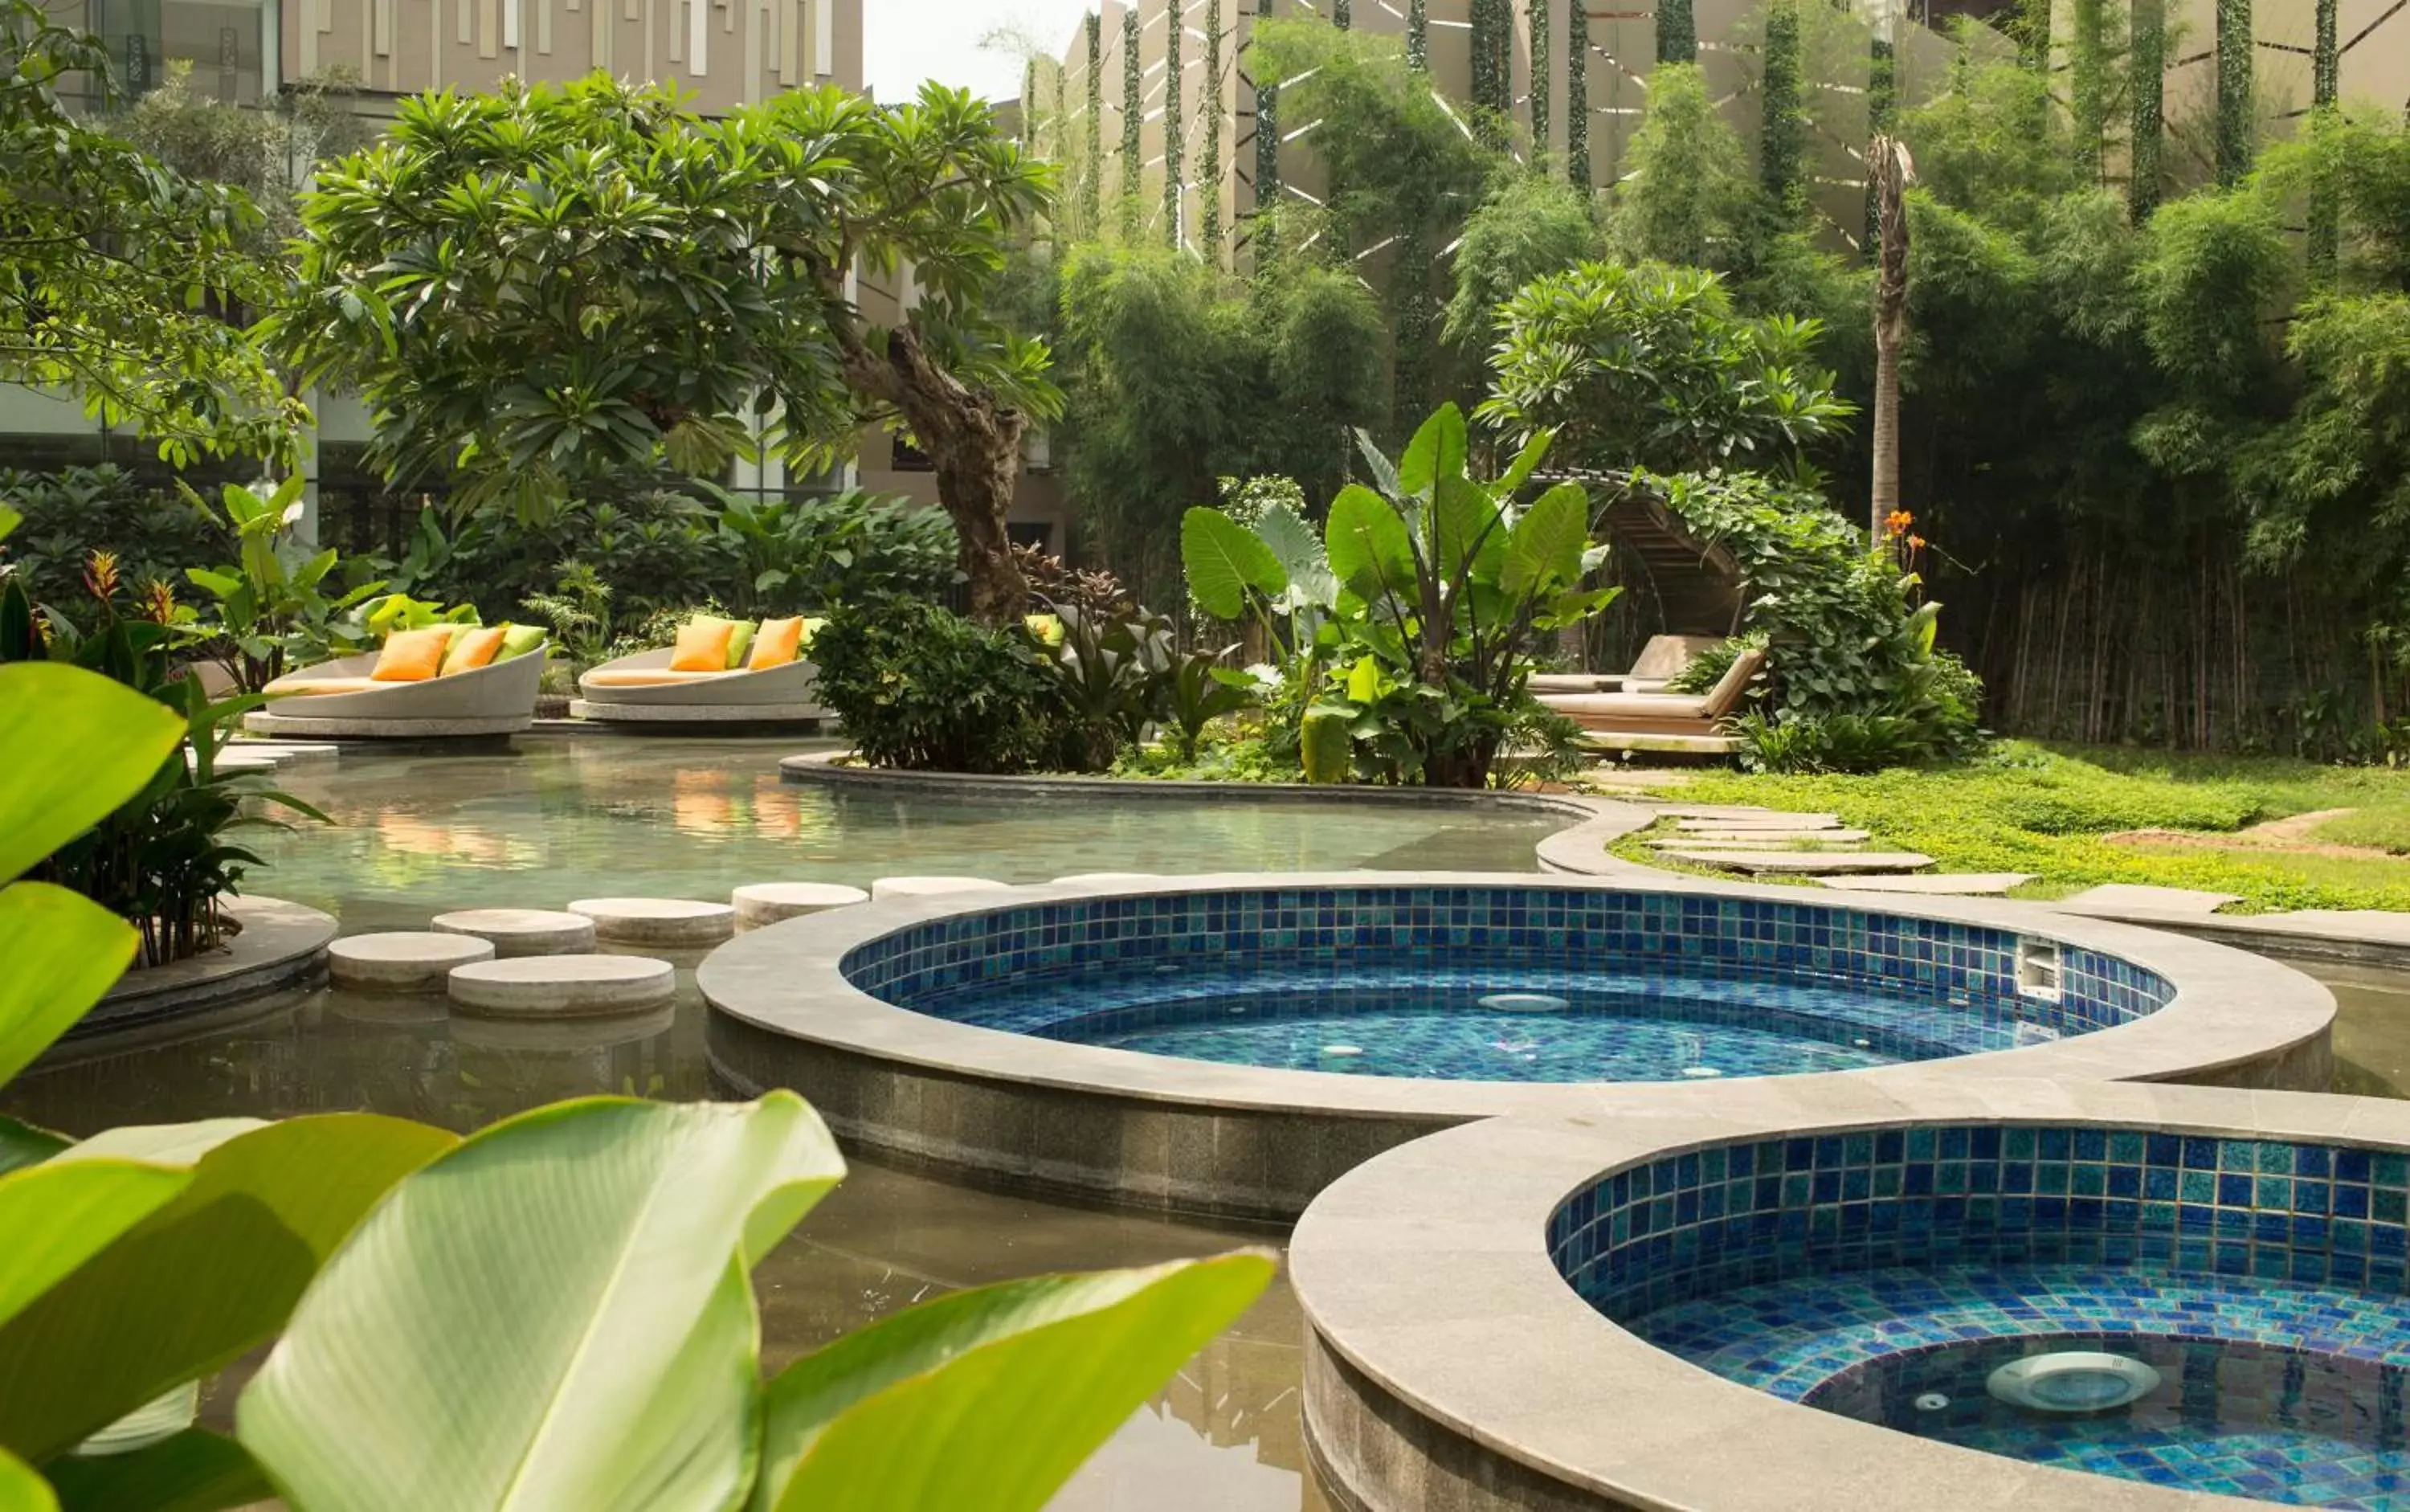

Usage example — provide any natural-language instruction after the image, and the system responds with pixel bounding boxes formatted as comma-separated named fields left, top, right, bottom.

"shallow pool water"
left=1803, top=1330, right=2410, bottom=1506
left=241, top=736, right=1561, bottom=929
left=976, top=968, right=1994, bottom=1081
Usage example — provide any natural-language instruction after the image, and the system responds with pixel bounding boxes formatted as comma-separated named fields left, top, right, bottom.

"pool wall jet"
left=1289, top=1080, right=2410, bottom=1512
left=697, top=874, right=2334, bottom=1223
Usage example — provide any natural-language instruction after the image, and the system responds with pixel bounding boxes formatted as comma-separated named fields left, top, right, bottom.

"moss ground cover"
left=1607, top=743, right=2410, bottom=912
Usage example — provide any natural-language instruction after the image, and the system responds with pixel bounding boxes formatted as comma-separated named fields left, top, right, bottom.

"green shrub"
left=0, top=465, right=229, bottom=620
left=811, top=600, right=1063, bottom=773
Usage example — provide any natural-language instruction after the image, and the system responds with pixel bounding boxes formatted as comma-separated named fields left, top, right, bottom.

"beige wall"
left=2161, top=0, right=2408, bottom=139
left=284, top=0, right=860, bottom=112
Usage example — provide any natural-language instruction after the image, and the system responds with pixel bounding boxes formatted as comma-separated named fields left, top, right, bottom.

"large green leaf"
left=0, top=507, right=19, bottom=545
left=1178, top=509, right=1286, bottom=621
left=1395, top=403, right=1467, bottom=499
left=0, top=1122, right=67, bottom=1179
left=0, top=1162, right=191, bottom=1331
left=45, top=1429, right=268, bottom=1512
left=1500, top=482, right=1592, bottom=599
left=0, top=885, right=137, bottom=1089
left=0, top=1115, right=455, bottom=1463
left=1301, top=709, right=1354, bottom=784
left=1325, top=486, right=1417, bottom=608
left=0, top=1447, right=54, bottom=1512
left=1432, top=476, right=1506, bottom=586
left=0, top=664, right=186, bottom=883
left=754, top=1253, right=1276, bottom=1512
left=1253, top=502, right=1337, bottom=612
left=1494, top=428, right=1554, bottom=494
left=238, top=1095, right=846, bottom=1512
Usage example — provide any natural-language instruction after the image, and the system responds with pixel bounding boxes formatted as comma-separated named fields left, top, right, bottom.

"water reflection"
left=10, top=966, right=1321, bottom=1510
left=241, top=736, right=1560, bottom=933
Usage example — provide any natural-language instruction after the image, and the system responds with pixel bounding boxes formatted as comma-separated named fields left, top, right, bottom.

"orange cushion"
left=371, top=628, right=453, bottom=682
left=670, top=620, right=735, bottom=672
left=749, top=617, right=805, bottom=670
left=439, top=626, right=506, bottom=676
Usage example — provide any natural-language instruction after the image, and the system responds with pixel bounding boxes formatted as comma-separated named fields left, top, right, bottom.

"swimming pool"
left=849, top=884, right=2173, bottom=1083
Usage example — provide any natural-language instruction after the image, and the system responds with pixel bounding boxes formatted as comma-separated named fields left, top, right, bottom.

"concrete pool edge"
left=1289, top=1080, right=2410, bottom=1512
left=696, top=872, right=2334, bottom=1223
left=67, top=895, right=335, bottom=1048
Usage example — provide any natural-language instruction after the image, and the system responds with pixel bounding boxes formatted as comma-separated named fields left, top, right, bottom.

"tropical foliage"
left=0, top=574, right=1273, bottom=1509
left=1183, top=404, right=1608, bottom=788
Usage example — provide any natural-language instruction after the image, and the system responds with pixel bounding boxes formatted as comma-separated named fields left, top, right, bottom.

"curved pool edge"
left=698, top=872, right=2334, bottom=1223
left=1290, top=1079, right=2408, bottom=1512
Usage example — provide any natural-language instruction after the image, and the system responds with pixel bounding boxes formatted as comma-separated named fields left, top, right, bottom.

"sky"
left=865, top=0, right=1093, bottom=103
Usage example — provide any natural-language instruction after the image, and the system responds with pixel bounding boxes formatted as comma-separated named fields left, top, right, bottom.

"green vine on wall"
left=1203, top=0, right=1223, bottom=259
left=1758, top=0, right=1805, bottom=217
left=2214, top=0, right=2251, bottom=185
left=1164, top=5, right=1184, bottom=245
left=1656, top=0, right=1696, bottom=65
left=1566, top=0, right=1589, bottom=185
left=2129, top=0, right=2163, bottom=219
left=1333, top=0, right=1349, bottom=25
left=1407, top=0, right=1427, bottom=70
left=1255, top=0, right=1280, bottom=255
left=1469, top=0, right=1510, bottom=141
left=2306, top=0, right=2339, bottom=283
left=2015, top=0, right=2049, bottom=72
left=2069, top=0, right=2106, bottom=180
left=1082, top=14, right=1104, bottom=239
left=1531, top=0, right=1551, bottom=162
left=1121, top=6, right=1143, bottom=239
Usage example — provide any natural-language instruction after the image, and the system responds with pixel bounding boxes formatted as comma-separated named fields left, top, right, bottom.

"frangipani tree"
left=0, top=513, right=1272, bottom=1511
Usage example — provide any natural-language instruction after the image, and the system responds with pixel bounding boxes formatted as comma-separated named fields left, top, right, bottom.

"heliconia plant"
left=0, top=507, right=1276, bottom=1512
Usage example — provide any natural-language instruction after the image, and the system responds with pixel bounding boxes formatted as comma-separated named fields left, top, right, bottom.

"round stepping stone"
left=731, top=882, right=870, bottom=931
left=1822, top=873, right=2036, bottom=897
left=451, top=1003, right=676, bottom=1052
left=430, top=908, right=597, bottom=957
left=567, top=897, right=736, bottom=946
left=1052, top=872, right=1160, bottom=885
left=447, top=954, right=676, bottom=1018
left=870, top=876, right=1012, bottom=902
left=329, top=931, right=495, bottom=992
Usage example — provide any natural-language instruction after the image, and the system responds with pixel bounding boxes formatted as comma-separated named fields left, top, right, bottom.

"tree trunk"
left=842, top=322, right=1031, bottom=626
left=1869, top=135, right=1911, bottom=542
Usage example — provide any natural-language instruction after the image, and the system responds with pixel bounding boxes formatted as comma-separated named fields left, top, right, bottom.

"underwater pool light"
left=1987, top=1352, right=2161, bottom=1413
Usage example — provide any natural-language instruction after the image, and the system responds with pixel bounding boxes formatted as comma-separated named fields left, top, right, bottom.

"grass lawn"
left=1593, top=742, right=2410, bottom=912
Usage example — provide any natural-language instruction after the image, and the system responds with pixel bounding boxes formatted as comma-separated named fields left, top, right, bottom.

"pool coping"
left=73, top=895, right=333, bottom=1043
left=1289, top=1077, right=2410, bottom=1512
left=698, top=872, right=2333, bottom=1220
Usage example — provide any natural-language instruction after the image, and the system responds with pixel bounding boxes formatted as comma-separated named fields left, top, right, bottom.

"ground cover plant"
left=1612, top=742, right=2410, bottom=911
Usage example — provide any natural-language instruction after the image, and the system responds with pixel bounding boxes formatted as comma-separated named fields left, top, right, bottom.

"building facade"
left=1044, top=0, right=2408, bottom=271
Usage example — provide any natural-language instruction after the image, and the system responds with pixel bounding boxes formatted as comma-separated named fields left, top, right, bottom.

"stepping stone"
left=201, top=753, right=282, bottom=775
left=732, top=882, right=870, bottom=930
left=1647, top=837, right=1869, bottom=853
left=223, top=741, right=341, bottom=764
left=431, top=908, right=597, bottom=957
left=1676, top=815, right=1841, bottom=832
left=1052, top=872, right=1160, bottom=885
left=1656, top=806, right=1787, bottom=820
left=1822, top=872, right=2037, bottom=897
left=1654, top=848, right=1934, bottom=876
left=447, top=954, right=676, bottom=1018
left=871, top=876, right=1013, bottom=902
left=329, top=931, right=495, bottom=992
left=568, top=897, right=736, bottom=946
left=2055, top=885, right=2241, bottom=917
left=1672, top=828, right=1872, bottom=844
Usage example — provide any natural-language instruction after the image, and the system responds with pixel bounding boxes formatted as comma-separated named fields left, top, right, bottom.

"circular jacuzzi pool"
left=700, top=873, right=2334, bottom=1220
left=1292, top=1080, right=2395, bottom=1512
left=844, top=884, right=2171, bottom=1083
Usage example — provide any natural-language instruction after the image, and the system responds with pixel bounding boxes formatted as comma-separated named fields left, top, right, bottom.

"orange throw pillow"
left=749, top=617, right=805, bottom=670
left=439, top=625, right=506, bottom=676
left=669, top=619, right=736, bottom=672
left=370, top=627, right=453, bottom=682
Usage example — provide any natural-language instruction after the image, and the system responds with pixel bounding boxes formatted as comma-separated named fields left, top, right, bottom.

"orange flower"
left=1907, top=534, right=1926, bottom=551
left=138, top=578, right=178, bottom=625
left=1882, top=510, right=1914, bottom=539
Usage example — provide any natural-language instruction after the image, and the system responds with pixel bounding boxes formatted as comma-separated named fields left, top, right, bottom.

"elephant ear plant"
left=1183, top=403, right=1615, bottom=787
left=0, top=517, right=1275, bottom=1512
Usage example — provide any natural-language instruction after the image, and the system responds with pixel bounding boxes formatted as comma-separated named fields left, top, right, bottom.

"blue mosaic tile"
left=1550, top=1122, right=2410, bottom=1506
left=840, top=888, right=2171, bottom=1081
